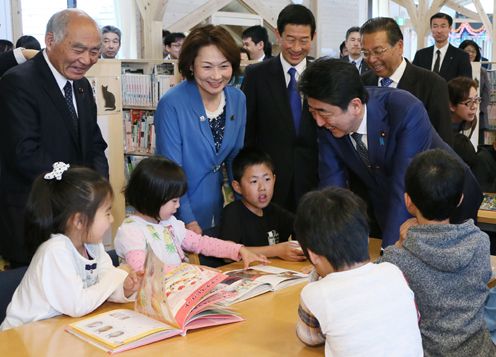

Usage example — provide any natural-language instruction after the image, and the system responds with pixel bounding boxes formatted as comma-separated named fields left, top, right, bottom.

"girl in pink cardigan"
left=114, top=157, right=268, bottom=272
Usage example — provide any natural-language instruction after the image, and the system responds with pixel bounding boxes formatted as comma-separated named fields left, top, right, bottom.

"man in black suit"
left=342, top=26, right=370, bottom=75
left=242, top=4, right=318, bottom=212
left=0, top=9, right=108, bottom=266
left=360, top=17, right=452, bottom=146
left=241, top=25, right=272, bottom=62
left=413, top=12, right=472, bottom=82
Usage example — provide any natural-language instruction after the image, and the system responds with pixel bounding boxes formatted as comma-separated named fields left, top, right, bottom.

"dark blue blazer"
left=319, top=86, right=482, bottom=247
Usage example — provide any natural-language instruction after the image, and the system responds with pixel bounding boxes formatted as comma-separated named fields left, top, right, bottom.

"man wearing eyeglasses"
left=299, top=58, right=482, bottom=248
left=360, top=17, right=453, bottom=146
left=242, top=4, right=318, bottom=212
left=163, top=32, right=185, bottom=60
left=413, top=13, right=472, bottom=82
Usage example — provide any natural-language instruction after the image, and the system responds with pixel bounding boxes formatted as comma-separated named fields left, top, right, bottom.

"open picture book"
left=216, top=265, right=309, bottom=306
left=66, top=249, right=242, bottom=354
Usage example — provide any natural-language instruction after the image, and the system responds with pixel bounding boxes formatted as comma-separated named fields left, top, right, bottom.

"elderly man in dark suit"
left=242, top=4, right=318, bottom=212
left=0, top=9, right=108, bottom=266
left=413, top=12, right=472, bottom=82
left=299, top=58, right=482, bottom=247
left=360, top=17, right=452, bottom=146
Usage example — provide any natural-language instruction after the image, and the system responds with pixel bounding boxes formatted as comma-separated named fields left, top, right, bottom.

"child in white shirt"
left=294, top=187, right=423, bottom=356
left=114, top=157, right=267, bottom=272
left=1, top=163, right=141, bottom=330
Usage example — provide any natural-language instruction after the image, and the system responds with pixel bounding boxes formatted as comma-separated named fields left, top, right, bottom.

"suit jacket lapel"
left=185, top=80, right=217, bottom=154
left=366, top=95, right=388, bottom=172
left=397, top=62, right=415, bottom=89
left=36, top=53, right=79, bottom=147
left=440, top=44, right=455, bottom=77
left=267, top=57, right=294, bottom=132
left=74, top=80, right=89, bottom=158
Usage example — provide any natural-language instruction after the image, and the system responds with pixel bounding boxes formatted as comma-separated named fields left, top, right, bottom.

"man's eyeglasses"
left=460, top=97, right=482, bottom=107
left=361, top=47, right=392, bottom=58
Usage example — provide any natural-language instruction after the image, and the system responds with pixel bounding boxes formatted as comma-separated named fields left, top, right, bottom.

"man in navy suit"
left=360, top=17, right=452, bottom=146
left=298, top=58, right=482, bottom=247
left=242, top=4, right=318, bottom=212
left=413, top=12, right=472, bottom=82
left=0, top=9, right=108, bottom=266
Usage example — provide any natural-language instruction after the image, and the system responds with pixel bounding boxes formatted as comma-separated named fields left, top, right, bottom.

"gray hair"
left=46, top=9, right=96, bottom=43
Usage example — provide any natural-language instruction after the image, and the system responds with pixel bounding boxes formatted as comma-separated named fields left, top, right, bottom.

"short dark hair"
left=339, top=40, right=346, bottom=55
left=448, top=76, right=478, bottom=106
left=242, top=25, right=272, bottom=57
left=15, top=35, right=41, bottom=50
left=25, top=166, right=113, bottom=257
left=163, top=32, right=185, bottom=46
left=277, top=4, right=316, bottom=39
left=430, top=12, right=453, bottom=27
left=345, top=26, right=360, bottom=40
left=125, top=157, right=187, bottom=220
left=459, top=39, right=481, bottom=61
left=405, top=149, right=465, bottom=221
left=294, top=187, right=370, bottom=270
left=360, top=17, right=403, bottom=46
left=232, top=147, right=275, bottom=182
left=0, top=39, right=13, bottom=53
left=299, top=57, right=368, bottom=110
left=101, top=25, right=121, bottom=43
left=178, top=25, right=240, bottom=81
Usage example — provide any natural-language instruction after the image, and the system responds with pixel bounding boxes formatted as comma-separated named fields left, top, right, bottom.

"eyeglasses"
left=460, top=97, right=482, bottom=107
left=361, top=47, right=392, bottom=58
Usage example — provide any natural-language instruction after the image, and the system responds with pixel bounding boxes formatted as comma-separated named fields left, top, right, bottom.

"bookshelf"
left=85, top=59, right=125, bottom=248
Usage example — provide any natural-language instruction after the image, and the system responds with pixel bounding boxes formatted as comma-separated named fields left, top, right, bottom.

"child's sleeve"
left=41, top=245, right=129, bottom=317
left=114, top=223, right=147, bottom=272
left=296, top=296, right=325, bottom=346
left=182, top=229, right=243, bottom=261
left=484, top=287, right=496, bottom=344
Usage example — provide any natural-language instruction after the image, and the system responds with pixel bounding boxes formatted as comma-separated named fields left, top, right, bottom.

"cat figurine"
left=101, top=85, right=116, bottom=111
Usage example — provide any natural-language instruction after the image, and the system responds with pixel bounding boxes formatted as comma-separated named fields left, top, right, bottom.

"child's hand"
left=186, top=221, right=202, bottom=235
left=300, top=264, right=314, bottom=274
left=397, top=218, right=418, bottom=248
left=123, top=269, right=144, bottom=298
left=239, top=246, right=270, bottom=269
left=276, top=241, right=306, bottom=262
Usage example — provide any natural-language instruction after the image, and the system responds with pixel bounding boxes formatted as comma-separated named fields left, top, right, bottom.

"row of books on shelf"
left=121, top=63, right=178, bottom=107
left=66, top=248, right=308, bottom=354
left=123, top=110, right=156, bottom=155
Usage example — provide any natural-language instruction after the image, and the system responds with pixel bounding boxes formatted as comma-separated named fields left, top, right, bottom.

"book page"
left=135, top=247, right=232, bottom=329
left=67, top=309, right=177, bottom=349
left=218, top=265, right=308, bottom=304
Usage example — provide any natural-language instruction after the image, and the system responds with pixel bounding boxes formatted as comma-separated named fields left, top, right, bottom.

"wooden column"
left=136, top=0, right=168, bottom=59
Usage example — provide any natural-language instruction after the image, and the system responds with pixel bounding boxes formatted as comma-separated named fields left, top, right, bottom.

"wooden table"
left=3, top=238, right=491, bottom=356
left=478, top=209, right=496, bottom=232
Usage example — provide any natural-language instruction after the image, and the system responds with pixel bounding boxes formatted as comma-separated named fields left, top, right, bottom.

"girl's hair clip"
left=44, top=162, right=70, bottom=181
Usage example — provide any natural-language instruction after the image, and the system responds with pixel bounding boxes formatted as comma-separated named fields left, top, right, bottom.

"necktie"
left=351, top=132, right=369, bottom=167
left=288, top=67, right=302, bottom=135
left=380, top=77, right=393, bottom=87
left=351, top=60, right=356, bottom=66
left=63, top=81, right=79, bottom=135
left=433, top=49, right=441, bottom=73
